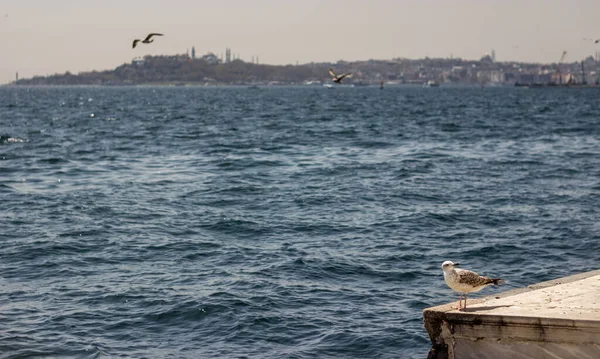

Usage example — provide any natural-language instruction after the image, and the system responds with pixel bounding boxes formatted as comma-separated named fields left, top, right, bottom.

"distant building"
left=518, top=74, right=536, bottom=84
left=480, top=54, right=494, bottom=66
left=191, top=47, right=196, bottom=59
left=225, top=47, right=231, bottom=63
left=201, top=53, right=220, bottom=65
left=538, top=73, right=552, bottom=84
left=490, top=70, right=503, bottom=83
left=476, top=70, right=491, bottom=83
left=504, top=72, right=517, bottom=83
left=132, top=58, right=145, bottom=66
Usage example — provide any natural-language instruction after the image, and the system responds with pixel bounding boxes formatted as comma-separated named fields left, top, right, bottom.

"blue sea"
left=1, top=85, right=599, bottom=358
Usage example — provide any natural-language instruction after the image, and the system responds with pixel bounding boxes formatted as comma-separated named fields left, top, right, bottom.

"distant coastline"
left=8, top=53, right=600, bottom=87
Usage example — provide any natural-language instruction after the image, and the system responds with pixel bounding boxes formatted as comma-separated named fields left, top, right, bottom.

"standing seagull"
left=329, top=68, right=352, bottom=83
left=133, top=33, right=164, bottom=49
left=442, top=261, right=504, bottom=310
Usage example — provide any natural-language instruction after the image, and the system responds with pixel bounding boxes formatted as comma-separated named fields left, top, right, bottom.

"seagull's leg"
left=464, top=293, right=468, bottom=309
left=458, top=293, right=462, bottom=309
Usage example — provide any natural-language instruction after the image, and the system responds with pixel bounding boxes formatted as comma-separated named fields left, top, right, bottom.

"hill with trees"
left=11, top=53, right=580, bottom=86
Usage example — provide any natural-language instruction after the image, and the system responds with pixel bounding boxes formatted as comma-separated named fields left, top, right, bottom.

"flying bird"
left=329, top=68, right=352, bottom=83
left=596, top=39, right=600, bottom=44
left=133, top=33, right=164, bottom=49
left=441, top=261, right=504, bottom=310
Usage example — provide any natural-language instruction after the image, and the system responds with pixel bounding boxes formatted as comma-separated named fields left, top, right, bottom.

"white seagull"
left=442, top=261, right=504, bottom=310
left=133, top=33, right=164, bottom=49
left=329, top=68, right=352, bottom=84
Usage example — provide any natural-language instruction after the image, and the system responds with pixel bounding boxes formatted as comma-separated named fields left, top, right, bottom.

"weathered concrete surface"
left=423, top=270, right=600, bottom=359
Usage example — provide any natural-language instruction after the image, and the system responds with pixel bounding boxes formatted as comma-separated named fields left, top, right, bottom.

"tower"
left=491, top=49, right=496, bottom=63
left=191, top=46, right=196, bottom=59
left=226, top=47, right=231, bottom=63
left=15, top=72, right=18, bottom=83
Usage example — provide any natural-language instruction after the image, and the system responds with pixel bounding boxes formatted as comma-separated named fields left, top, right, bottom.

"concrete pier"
left=423, top=270, right=600, bottom=359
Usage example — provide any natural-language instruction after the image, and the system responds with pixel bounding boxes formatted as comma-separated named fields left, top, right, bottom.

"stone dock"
left=423, top=269, right=600, bottom=359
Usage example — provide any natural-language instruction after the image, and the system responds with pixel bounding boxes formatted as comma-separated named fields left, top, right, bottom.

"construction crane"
left=557, top=51, right=567, bottom=84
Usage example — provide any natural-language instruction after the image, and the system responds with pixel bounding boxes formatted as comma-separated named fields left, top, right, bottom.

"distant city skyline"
left=2, top=0, right=600, bottom=84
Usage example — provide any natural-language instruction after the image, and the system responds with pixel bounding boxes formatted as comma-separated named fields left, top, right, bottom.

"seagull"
left=442, top=261, right=504, bottom=310
left=132, top=33, right=164, bottom=49
left=596, top=39, right=600, bottom=44
left=329, top=68, right=352, bottom=83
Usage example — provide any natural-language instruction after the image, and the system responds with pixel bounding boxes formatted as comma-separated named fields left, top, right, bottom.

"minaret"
left=15, top=72, right=18, bottom=83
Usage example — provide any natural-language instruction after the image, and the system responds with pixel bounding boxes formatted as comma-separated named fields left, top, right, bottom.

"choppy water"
left=1, top=86, right=599, bottom=358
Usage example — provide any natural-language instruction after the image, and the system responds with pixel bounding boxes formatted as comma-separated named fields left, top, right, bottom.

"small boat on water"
left=424, top=80, right=440, bottom=87
left=323, top=83, right=355, bottom=89
left=304, top=80, right=322, bottom=86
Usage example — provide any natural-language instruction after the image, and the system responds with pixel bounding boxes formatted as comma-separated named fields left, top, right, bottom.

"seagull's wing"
left=338, top=72, right=352, bottom=81
left=329, top=68, right=337, bottom=78
left=132, top=39, right=140, bottom=48
left=144, top=33, right=164, bottom=41
left=456, top=269, right=492, bottom=287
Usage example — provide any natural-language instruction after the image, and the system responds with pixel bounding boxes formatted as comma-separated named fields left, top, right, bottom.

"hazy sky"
left=1, top=0, right=600, bottom=84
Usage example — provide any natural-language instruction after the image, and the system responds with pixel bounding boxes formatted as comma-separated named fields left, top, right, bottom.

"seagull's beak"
left=454, top=263, right=460, bottom=267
